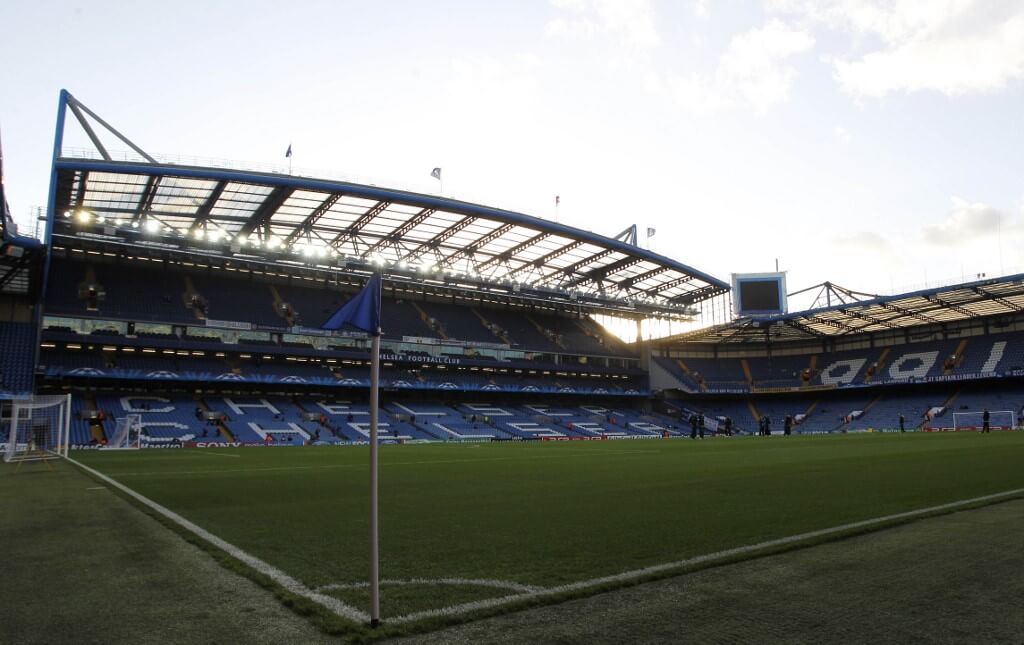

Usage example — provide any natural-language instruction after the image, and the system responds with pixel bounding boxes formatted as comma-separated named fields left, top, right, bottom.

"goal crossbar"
left=3, top=394, right=72, bottom=463
left=951, top=410, right=1015, bottom=431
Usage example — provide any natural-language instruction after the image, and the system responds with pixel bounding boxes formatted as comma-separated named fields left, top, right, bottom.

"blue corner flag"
left=321, top=273, right=381, bottom=335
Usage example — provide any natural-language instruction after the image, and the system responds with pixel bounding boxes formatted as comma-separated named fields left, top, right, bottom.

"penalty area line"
left=65, top=456, right=369, bottom=624
left=389, top=486, right=1024, bottom=624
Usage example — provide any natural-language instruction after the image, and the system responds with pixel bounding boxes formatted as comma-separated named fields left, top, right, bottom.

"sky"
left=1, top=0, right=1023, bottom=313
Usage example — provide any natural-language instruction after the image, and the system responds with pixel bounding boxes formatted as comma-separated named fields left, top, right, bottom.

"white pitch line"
left=66, top=456, right=369, bottom=623
left=389, top=486, right=1024, bottom=624
left=185, top=451, right=241, bottom=458
left=318, top=577, right=543, bottom=594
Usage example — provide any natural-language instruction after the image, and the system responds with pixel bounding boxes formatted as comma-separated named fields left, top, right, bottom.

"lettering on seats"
left=316, top=401, right=368, bottom=416
left=819, top=358, right=867, bottom=386
left=464, top=404, right=513, bottom=417
left=248, top=422, right=309, bottom=440
left=888, top=351, right=939, bottom=380
left=120, top=396, right=174, bottom=413
left=224, top=398, right=280, bottom=416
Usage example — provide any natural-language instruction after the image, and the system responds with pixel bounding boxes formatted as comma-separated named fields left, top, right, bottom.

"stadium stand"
left=18, top=91, right=1024, bottom=452
left=0, top=321, right=35, bottom=394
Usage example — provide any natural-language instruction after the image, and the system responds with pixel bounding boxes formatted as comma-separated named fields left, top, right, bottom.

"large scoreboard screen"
left=732, top=272, right=787, bottom=316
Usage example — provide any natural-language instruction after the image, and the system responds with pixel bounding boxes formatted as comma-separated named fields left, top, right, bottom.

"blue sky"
left=2, top=0, right=1022, bottom=309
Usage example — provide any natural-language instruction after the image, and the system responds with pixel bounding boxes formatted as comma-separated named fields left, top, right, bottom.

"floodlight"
left=208, top=230, right=221, bottom=242
left=145, top=219, right=160, bottom=233
left=76, top=211, right=91, bottom=223
left=131, top=221, right=140, bottom=229
left=96, top=215, right=105, bottom=223
left=63, top=211, right=71, bottom=218
left=193, top=229, right=205, bottom=240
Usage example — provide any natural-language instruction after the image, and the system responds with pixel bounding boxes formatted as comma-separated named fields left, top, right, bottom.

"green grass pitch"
left=74, top=432, right=1024, bottom=635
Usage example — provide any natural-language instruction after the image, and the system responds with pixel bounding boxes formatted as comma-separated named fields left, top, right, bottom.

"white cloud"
left=834, top=230, right=894, bottom=252
left=834, top=125, right=852, bottom=143
left=668, top=19, right=815, bottom=113
left=545, top=0, right=660, bottom=52
left=770, top=0, right=1024, bottom=97
left=692, top=0, right=710, bottom=19
left=923, top=197, right=1008, bottom=245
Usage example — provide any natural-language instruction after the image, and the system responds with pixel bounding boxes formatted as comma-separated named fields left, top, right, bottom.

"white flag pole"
left=369, top=330, right=381, bottom=627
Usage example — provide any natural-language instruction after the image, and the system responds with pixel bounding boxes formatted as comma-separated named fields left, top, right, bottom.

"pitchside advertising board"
left=732, top=272, right=787, bottom=317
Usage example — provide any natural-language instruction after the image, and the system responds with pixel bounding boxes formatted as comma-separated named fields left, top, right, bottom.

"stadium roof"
left=46, top=91, right=728, bottom=317
left=666, top=276, right=1024, bottom=345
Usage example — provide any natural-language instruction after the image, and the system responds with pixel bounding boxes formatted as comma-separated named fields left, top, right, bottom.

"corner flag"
left=321, top=272, right=384, bottom=627
left=321, top=273, right=381, bottom=335
left=285, top=144, right=292, bottom=158
left=430, top=167, right=441, bottom=181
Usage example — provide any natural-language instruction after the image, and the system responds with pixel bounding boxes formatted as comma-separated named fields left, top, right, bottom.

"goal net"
left=952, top=410, right=1015, bottom=431
left=3, top=394, right=72, bottom=463
left=105, top=414, right=142, bottom=450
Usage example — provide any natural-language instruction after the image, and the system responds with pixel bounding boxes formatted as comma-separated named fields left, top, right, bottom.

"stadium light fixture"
left=76, top=210, right=91, bottom=223
left=193, top=229, right=205, bottom=240
left=131, top=221, right=139, bottom=229
left=63, top=211, right=71, bottom=218
left=144, top=219, right=160, bottom=233
left=96, top=215, right=105, bottom=224
left=208, top=230, right=222, bottom=243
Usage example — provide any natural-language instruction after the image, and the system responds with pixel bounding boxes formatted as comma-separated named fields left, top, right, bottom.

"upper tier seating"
left=45, top=258, right=631, bottom=356
left=0, top=322, right=35, bottom=394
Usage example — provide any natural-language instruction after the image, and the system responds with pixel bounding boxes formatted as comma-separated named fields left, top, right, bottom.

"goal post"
left=952, top=410, right=1015, bottom=431
left=3, top=394, right=72, bottom=463
left=105, top=414, right=142, bottom=450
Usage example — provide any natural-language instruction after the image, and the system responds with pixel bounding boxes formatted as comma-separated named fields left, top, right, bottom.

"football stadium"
left=4, top=87, right=1024, bottom=643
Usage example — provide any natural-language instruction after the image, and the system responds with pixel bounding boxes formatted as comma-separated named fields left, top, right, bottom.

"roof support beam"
left=474, top=232, right=551, bottom=273
left=329, top=200, right=391, bottom=249
left=813, top=317, right=862, bottom=334
left=876, top=300, right=940, bottom=325
left=784, top=318, right=826, bottom=337
left=617, top=265, right=671, bottom=291
left=972, top=286, right=1024, bottom=312
left=283, top=193, right=343, bottom=245
left=645, top=274, right=694, bottom=297
left=131, top=175, right=161, bottom=225
left=502, top=239, right=585, bottom=280
left=237, top=186, right=294, bottom=240
left=364, top=207, right=436, bottom=256
left=564, top=256, right=644, bottom=290
left=837, top=307, right=901, bottom=331
left=399, top=216, right=476, bottom=263
left=439, top=222, right=516, bottom=268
